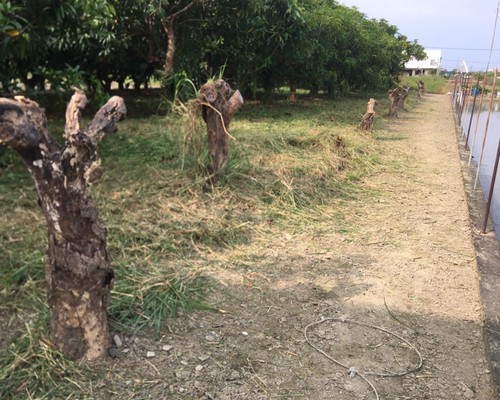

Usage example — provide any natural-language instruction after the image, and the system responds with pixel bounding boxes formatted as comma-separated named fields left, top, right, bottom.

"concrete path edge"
left=452, top=97, right=500, bottom=398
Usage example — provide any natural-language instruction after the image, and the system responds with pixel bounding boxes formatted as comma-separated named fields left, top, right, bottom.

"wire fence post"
left=464, top=75, right=480, bottom=149
left=483, top=137, right=500, bottom=233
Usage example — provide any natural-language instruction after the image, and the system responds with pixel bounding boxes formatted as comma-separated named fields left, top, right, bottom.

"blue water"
left=460, top=101, right=500, bottom=238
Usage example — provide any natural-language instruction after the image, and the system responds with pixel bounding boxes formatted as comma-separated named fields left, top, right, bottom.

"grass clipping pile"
left=0, top=93, right=495, bottom=399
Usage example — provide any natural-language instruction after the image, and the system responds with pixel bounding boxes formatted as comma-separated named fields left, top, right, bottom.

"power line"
left=442, top=58, right=500, bottom=64
left=428, top=47, right=500, bottom=51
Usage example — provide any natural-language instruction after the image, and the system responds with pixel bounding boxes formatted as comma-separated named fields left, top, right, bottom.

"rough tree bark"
left=398, top=87, right=410, bottom=111
left=359, top=98, right=378, bottom=132
left=198, top=79, right=244, bottom=185
left=388, top=86, right=404, bottom=117
left=162, top=1, right=197, bottom=76
left=0, top=90, right=126, bottom=360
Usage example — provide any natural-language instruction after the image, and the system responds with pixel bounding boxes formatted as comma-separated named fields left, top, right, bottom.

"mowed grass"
left=0, top=90, right=393, bottom=398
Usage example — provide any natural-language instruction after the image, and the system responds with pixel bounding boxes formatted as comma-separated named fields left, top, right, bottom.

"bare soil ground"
left=96, top=94, right=497, bottom=399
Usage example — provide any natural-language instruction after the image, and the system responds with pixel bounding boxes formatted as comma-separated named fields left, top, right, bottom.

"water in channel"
left=460, top=100, right=500, bottom=241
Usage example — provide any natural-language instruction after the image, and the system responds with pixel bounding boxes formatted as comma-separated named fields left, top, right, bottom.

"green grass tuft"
left=0, top=301, right=95, bottom=400
left=109, top=266, right=215, bottom=335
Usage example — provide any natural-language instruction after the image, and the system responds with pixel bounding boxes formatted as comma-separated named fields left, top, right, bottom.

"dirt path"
left=104, top=94, right=497, bottom=399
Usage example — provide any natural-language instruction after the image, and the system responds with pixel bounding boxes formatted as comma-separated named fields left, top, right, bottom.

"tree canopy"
left=0, top=0, right=425, bottom=97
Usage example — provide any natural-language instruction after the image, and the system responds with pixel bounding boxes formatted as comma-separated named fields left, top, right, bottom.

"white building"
left=404, top=49, right=442, bottom=76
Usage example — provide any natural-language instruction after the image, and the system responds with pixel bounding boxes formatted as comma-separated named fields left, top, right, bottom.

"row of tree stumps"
left=0, top=79, right=241, bottom=360
left=3, top=77, right=429, bottom=360
left=359, top=80, right=425, bottom=132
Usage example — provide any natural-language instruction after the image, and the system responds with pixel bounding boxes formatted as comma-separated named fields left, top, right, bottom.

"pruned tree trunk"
left=398, top=87, right=410, bottom=111
left=0, top=90, right=126, bottom=360
left=198, top=79, right=244, bottom=186
left=388, top=86, right=404, bottom=117
left=417, top=80, right=425, bottom=99
left=359, top=98, right=378, bottom=132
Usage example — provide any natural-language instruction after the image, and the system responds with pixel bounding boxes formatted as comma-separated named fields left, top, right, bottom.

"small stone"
left=162, top=345, right=174, bottom=352
left=242, top=331, right=249, bottom=336
left=113, top=334, right=123, bottom=348
left=195, top=365, right=204, bottom=372
left=229, top=370, right=241, bottom=380
left=146, top=351, right=156, bottom=358
left=108, top=347, right=122, bottom=359
left=198, top=354, right=210, bottom=362
left=463, top=388, right=474, bottom=399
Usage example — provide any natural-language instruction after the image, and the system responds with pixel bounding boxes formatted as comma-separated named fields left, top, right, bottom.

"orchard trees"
left=0, top=0, right=425, bottom=99
left=0, top=0, right=117, bottom=93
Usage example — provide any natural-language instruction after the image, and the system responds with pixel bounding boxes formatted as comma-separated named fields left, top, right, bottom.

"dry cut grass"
left=0, top=91, right=392, bottom=399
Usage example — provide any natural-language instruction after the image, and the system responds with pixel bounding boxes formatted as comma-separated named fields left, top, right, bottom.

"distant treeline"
left=1, top=0, right=426, bottom=97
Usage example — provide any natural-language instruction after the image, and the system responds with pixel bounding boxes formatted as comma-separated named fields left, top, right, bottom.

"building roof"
left=405, top=49, right=442, bottom=70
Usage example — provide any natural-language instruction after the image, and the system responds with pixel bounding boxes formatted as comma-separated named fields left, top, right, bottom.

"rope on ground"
left=304, top=316, right=424, bottom=400
left=383, top=297, right=420, bottom=334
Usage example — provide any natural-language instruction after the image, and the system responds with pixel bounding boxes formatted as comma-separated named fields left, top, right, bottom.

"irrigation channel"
left=453, top=72, right=500, bottom=242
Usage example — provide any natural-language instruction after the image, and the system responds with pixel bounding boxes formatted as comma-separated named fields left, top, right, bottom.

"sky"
left=339, top=0, right=500, bottom=71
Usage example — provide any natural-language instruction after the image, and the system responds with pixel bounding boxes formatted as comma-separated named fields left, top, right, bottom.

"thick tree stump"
left=359, top=98, right=378, bottom=132
left=397, top=87, right=410, bottom=110
left=388, top=86, right=404, bottom=117
left=0, top=90, right=126, bottom=360
left=417, top=80, right=425, bottom=99
left=198, top=79, right=243, bottom=185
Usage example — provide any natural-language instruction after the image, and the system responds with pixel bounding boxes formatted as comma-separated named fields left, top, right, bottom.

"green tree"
left=296, top=0, right=425, bottom=96
left=183, top=0, right=306, bottom=99
left=0, top=0, right=116, bottom=93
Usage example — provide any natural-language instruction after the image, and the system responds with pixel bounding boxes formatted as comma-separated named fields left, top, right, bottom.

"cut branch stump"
left=359, top=98, right=378, bottom=132
left=417, top=80, right=425, bottom=99
left=198, top=79, right=243, bottom=186
left=0, top=90, right=126, bottom=360
left=398, top=87, right=410, bottom=111
left=388, top=86, right=404, bottom=117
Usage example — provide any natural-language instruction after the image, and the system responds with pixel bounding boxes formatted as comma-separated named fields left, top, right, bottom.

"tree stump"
left=417, top=80, right=425, bottom=99
left=0, top=90, right=126, bottom=360
left=359, top=98, right=378, bottom=132
left=198, top=79, right=244, bottom=185
left=397, top=87, right=410, bottom=111
left=388, top=86, right=404, bottom=117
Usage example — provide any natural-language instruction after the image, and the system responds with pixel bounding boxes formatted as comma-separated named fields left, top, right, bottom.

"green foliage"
left=0, top=0, right=425, bottom=98
left=0, top=0, right=117, bottom=92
